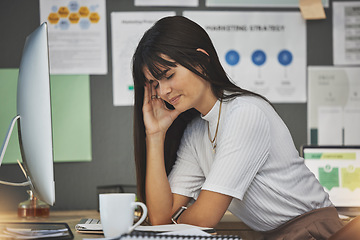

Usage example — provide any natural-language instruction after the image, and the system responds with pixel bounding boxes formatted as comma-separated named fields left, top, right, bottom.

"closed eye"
left=166, top=73, right=174, bottom=80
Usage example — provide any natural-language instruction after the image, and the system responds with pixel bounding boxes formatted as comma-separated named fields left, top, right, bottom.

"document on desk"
left=135, top=224, right=215, bottom=233
left=76, top=218, right=214, bottom=234
left=84, top=228, right=241, bottom=240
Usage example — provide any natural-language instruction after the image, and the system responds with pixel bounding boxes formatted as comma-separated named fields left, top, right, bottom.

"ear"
left=196, top=48, right=209, bottom=56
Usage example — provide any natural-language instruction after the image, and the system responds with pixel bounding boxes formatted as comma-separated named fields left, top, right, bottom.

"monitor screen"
left=17, top=22, right=55, bottom=206
left=302, top=145, right=360, bottom=208
left=0, top=22, right=55, bottom=206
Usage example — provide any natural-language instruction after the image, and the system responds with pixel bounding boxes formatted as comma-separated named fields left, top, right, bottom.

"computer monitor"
left=0, top=22, right=55, bottom=206
left=302, top=145, right=360, bottom=216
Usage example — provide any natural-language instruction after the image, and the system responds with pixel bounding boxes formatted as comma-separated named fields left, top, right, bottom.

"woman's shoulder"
left=226, top=95, right=272, bottom=115
left=186, top=114, right=205, bottom=131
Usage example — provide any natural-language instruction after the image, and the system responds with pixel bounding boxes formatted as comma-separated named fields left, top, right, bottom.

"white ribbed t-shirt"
left=168, top=96, right=332, bottom=231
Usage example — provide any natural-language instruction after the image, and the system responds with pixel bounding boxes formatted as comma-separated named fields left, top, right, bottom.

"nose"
left=157, top=81, right=172, bottom=97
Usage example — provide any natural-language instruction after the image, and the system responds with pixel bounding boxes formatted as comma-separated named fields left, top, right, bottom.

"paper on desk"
left=135, top=224, right=213, bottom=232
left=77, top=222, right=213, bottom=233
left=82, top=224, right=213, bottom=240
left=159, top=228, right=210, bottom=236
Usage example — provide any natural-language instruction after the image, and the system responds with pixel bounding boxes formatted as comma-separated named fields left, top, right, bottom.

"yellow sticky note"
left=299, top=0, right=326, bottom=20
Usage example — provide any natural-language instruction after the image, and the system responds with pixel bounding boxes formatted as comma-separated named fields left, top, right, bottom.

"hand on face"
left=142, top=81, right=181, bottom=137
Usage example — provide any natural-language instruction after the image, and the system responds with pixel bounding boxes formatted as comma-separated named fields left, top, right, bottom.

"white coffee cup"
left=99, top=193, right=147, bottom=238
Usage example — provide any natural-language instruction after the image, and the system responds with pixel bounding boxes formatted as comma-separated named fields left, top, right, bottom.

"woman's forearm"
left=145, top=133, right=174, bottom=225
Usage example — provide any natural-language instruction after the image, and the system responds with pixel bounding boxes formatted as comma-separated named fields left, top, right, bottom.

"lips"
left=169, top=95, right=181, bottom=105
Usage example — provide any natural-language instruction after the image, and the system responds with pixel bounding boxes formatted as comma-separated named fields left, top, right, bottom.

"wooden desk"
left=2, top=210, right=355, bottom=240
left=1, top=210, right=353, bottom=240
left=216, top=212, right=262, bottom=239
left=0, top=210, right=260, bottom=240
left=0, top=210, right=100, bottom=240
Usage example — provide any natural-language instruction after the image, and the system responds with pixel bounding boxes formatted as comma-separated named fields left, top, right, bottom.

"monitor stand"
left=0, top=115, right=30, bottom=187
left=0, top=115, right=20, bottom=166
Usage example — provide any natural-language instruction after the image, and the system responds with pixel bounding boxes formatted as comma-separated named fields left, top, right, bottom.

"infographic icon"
left=225, top=50, right=240, bottom=66
left=278, top=49, right=293, bottom=66
left=251, top=50, right=266, bottom=66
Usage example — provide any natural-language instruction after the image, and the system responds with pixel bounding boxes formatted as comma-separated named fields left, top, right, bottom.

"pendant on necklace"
left=212, top=143, right=217, bottom=153
left=208, top=100, right=222, bottom=155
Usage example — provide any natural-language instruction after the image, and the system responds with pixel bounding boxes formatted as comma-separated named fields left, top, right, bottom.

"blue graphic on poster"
left=252, top=50, right=266, bottom=66
left=225, top=50, right=240, bottom=66
left=278, top=49, right=293, bottom=78
left=278, top=49, right=293, bottom=66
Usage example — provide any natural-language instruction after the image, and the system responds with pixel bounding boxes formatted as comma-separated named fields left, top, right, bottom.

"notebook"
left=301, top=145, right=360, bottom=216
left=83, top=229, right=241, bottom=240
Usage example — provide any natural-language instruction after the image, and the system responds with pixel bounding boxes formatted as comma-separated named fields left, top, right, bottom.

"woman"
left=132, top=16, right=343, bottom=239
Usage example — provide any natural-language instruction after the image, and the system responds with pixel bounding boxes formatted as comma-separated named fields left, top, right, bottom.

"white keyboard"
left=79, top=218, right=101, bottom=224
left=75, top=218, right=103, bottom=232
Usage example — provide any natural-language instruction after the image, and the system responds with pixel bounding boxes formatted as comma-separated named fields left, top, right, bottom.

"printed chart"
left=184, top=11, right=306, bottom=103
left=304, top=147, right=360, bottom=207
left=308, top=67, right=360, bottom=145
left=111, top=11, right=175, bottom=106
left=40, top=0, right=107, bottom=74
left=333, top=2, right=360, bottom=65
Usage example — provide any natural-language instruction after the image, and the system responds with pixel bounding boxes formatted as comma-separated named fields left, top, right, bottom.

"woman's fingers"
left=143, top=80, right=178, bottom=131
left=143, top=81, right=163, bottom=116
left=150, top=80, right=158, bottom=99
left=149, top=81, right=163, bottom=106
left=144, top=82, right=151, bottom=106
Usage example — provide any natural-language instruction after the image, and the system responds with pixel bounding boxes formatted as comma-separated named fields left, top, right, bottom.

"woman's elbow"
left=179, top=215, right=220, bottom=228
left=149, top=216, right=172, bottom=226
left=195, top=219, right=219, bottom=228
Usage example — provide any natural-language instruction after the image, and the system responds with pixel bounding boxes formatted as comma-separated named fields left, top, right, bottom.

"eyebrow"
left=147, top=68, right=170, bottom=82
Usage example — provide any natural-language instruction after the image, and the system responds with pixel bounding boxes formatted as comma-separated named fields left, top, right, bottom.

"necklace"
left=207, top=100, right=222, bottom=153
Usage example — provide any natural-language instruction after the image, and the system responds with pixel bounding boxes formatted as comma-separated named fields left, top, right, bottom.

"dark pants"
left=259, top=207, right=344, bottom=240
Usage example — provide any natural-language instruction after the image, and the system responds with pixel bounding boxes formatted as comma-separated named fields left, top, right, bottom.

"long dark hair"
left=132, top=16, right=269, bottom=203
